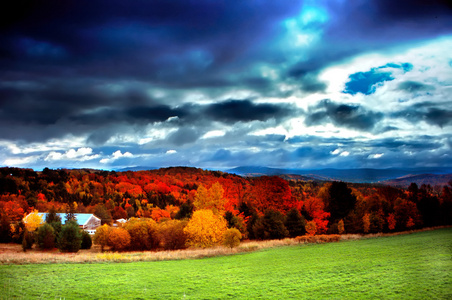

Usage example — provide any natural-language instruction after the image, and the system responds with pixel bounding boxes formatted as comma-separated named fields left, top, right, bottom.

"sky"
left=1, top=0, right=452, bottom=171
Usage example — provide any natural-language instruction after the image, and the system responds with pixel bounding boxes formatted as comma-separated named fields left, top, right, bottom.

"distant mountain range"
left=226, top=166, right=452, bottom=186
left=116, top=165, right=452, bottom=187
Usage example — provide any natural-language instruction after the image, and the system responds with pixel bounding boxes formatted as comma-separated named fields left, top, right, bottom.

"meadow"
left=0, top=228, right=451, bottom=299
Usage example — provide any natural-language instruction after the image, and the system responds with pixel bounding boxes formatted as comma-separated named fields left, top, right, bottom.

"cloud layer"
left=1, top=1, right=452, bottom=170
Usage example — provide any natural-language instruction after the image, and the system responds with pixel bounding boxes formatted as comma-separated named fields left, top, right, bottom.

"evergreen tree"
left=284, top=208, right=306, bottom=237
left=58, top=220, right=82, bottom=252
left=81, top=230, right=92, bottom=249
left=65, top=203, right=77, bottom=223
left=45, top=207, right=61, bottom=224
left=36, top=223, right=56, bottom=249
left=326, top=182, right=356, bottom=223
left=253, top=209, right=288, bottom=240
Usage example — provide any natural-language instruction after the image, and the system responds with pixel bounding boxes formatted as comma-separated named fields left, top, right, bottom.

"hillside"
left=1, top=166, right=452, bottom=244
left=379, top=173, right=452, bottom=188
left=228, top=166, right=452, bottom=183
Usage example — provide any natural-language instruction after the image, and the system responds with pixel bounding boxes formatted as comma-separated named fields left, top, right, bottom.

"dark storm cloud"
left=324, top=0, right=452, bottom=44
left=371, top=137, right=443, bottom=151
left=0, top=1, right=299, bottom=77
left=305, top=100, right=383, bottom=131
left=392, top=102, right=452, bottom=128
left=372, top=0, right=452, bottom=21
left=203, top=100, right=296, bottom=124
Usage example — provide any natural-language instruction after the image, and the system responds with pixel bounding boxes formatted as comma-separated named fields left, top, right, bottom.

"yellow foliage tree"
left=222, top=228, right=242, bottom=249
left=24, top=210, right=43, bottom=232
left=94, top=224, right=111, bottom=251
left=193, top=182, right=227, bottom=216
left=184, top=209, right=228, bottom=248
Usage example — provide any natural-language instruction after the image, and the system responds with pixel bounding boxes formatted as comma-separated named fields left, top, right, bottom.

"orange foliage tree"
left=108, top=227, right=131, bottom=251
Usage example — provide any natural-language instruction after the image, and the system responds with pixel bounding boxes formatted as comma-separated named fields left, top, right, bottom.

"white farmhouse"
left=24, top=213, right=101, bottom=235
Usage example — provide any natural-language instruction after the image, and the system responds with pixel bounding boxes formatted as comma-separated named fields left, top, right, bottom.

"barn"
left=24, top=213, right=101, bottom=235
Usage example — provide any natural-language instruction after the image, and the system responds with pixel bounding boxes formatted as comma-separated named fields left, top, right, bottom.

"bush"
left=158, top=219, right=188, bottom=250
left=36, top=223, right=56, bottom=249
left=22, top=229, right=34, bottom=251
left=124, top=218, right=160, bottom=250
left=222, top=228, right=242, bottom=249
left=58, top=220, right=82, bottom=252
left=296, top=234, right=341, bottom=244
left=81, top=230, right=93, bottom=249
left=107, top=228, right=131, bottom=251
left=94, top=224, right=111, bottom=251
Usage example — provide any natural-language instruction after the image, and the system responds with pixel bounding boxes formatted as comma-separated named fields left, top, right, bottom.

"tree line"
left=1, top=167, right=451, bottom=252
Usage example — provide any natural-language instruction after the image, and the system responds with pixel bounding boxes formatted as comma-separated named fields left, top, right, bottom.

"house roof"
left=33, top=213, right=100, bottom=226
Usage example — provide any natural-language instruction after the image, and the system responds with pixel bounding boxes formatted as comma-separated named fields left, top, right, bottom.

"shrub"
left=81, top=230, right=93, bottom=249
left=296, top=234, right=341, bottom=244
left=124, top=218, right=160, bottom=250
left=94, top=224, right=111, bottom=252
left=158, top=219, right=188, bottom=250
left=107, top=228, right=131, bottom=251
left=22, top=229, right=34, bottom=251
left=222, top=228, right=242, bottom=249
left=36, top=223, right=56, bottom=249
left=184, top=209, right=228, bottom=248
left=58, top=220, right=82, bottom=252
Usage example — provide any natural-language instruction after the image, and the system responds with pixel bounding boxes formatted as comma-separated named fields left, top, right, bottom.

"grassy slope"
left=1, top=228, right=451, bottom=299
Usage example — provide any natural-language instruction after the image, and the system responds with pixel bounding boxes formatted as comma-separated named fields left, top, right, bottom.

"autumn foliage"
left=184, top=209, right=228, bottom=248
left=0, top=166, right=451, bottom=249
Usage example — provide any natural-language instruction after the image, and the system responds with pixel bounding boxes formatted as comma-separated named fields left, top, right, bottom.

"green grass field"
left=1, top=228, right=451, bottom=299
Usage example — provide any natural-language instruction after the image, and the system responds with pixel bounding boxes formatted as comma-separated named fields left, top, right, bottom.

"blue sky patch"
left=343, top=69, right=394, bottom=95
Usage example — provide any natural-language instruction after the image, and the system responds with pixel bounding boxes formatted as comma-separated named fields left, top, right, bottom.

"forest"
left=1, top=166, right=451, bottom=250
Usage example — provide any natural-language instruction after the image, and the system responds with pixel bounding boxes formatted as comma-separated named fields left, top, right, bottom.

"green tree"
left=65, top=203, right=77, bottom=223
left=326, top=182, right=357, bottom=223
left=284, top=208, right=306, bottom=237
left=175, top=202, right=194, bottom=220
left=45, top=207, right=61, bottom=224
left=58, top=220, right=82, bottom=252
left=36, top=223, right=56, bottom=249
left=81, top=230, right=92, bottom=249
left=253, top=210, right=289, bottom=240
left=22, top=228, right=34, bottom=251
